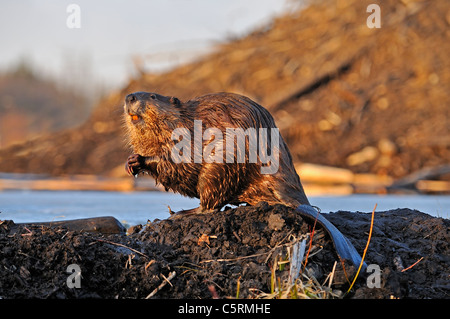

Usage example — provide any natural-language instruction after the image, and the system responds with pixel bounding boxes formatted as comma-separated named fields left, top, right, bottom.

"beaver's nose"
left=126, top=93, right=137, bottom=104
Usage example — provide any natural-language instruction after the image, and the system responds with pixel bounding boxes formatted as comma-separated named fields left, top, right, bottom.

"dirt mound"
left=0, top=0, right=448, bottom=184
left=1, top=204, right=448, bottom=299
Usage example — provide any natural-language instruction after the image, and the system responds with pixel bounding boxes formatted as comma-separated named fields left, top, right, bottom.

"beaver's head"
left=124, top=91, right=184, bottom=156
left=124, top=91, right=182, bottom=127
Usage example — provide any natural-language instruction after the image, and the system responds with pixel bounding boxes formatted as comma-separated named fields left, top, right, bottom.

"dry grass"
left=235, top=232, right=341, bottom=299
left=243, top=205, right=377, bottom=299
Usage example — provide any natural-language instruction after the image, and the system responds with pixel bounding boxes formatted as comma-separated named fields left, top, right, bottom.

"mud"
left=1, top=202, right=448, bottom=299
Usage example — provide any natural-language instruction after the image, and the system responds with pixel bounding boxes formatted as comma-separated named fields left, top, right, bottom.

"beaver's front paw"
left=125, top=154, right=145, bottom=176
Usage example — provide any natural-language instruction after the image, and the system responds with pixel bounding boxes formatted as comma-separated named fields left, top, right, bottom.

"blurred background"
left=0, top=0, right=449, bottom=197
left=0, top=0, right=293, bottom=149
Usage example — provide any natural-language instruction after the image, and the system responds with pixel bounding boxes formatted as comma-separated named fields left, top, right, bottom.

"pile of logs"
left=1, top=164, right=448, bottom=195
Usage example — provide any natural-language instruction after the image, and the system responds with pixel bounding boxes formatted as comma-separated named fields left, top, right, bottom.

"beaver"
left=124, top=92, right=364, bottom=268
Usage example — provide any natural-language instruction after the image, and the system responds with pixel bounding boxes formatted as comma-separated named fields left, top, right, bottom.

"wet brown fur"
left=124, top=92, right=310, bottom=212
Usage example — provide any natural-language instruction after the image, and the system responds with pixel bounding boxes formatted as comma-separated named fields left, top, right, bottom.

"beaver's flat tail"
left=295, top=204, right=367, bottom=270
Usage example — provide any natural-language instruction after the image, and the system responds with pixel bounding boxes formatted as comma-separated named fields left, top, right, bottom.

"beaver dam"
left=1, top=203, right=449, bottom=299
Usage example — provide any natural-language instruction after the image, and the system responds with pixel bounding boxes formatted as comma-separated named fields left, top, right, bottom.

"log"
left=296, top=163, right=354, bottom=184
left=11, top=216, right=126, bottom=234
left=296, top=163, right=393, bottom=195
left=303, top=183, right=353, bottom=195
left=416, top=180, right=450, bottom=193
left=389, top=165, right=450, bottom=191
left=0, top=174, right=161, bottom=192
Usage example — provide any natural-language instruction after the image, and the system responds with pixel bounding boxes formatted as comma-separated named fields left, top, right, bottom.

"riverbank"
left=1, top=203, right=448, bottom=299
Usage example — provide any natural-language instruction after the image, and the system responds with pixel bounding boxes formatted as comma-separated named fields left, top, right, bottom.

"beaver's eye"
left=170, top=97, right=180, bottom=106
left=150, top=94, right=156, bottom=100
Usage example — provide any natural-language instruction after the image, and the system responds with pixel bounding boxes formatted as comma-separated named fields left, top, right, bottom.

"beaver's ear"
left=170, top=97, right=181, bottom=107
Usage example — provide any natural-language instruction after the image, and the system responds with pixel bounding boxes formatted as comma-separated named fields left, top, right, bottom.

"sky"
left=0, top=0, right=298, bottom=92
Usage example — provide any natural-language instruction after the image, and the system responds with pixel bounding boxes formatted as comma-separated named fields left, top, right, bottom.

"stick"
left=401, top=257, right=424, bottom=272
left=95, top=238, right=150, bottom=259
left=303, top=208, right=319, bottom=269
left=200, top=252, right=268, bottom=264
left=145, top=271, right=176, bottom=299
left=346, top=203, right=376, bottom=294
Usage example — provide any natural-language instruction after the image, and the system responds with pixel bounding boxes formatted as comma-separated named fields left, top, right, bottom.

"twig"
left=264, top=230, right=294, bottom=263
left=271, top=255, right=277, bottom=294
left=145, top=260, right=155, bottom=271
left=200, top=252, right=268, bottom=264
left=145, top=271, right=176, bottom=299
left=125, top=254, right=135, bottom=269
left=322, top=261, right=337, bottom=288
left=346, top=203, right=377, bottom=294
left=161, top=272, right=174, bottom=287
left=401, top=257, right=424, bottom=272
left=303, top=208, right=319, bottom=269
left=95, top=238, right=150, bottom=259
left=21, top=226, right=33, bottom=237
left=201, top=233, right=298, bottom=265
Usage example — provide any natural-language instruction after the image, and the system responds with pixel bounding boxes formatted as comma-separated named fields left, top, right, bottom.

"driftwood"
left=295, top=163, right=392, bottom=195
left=0, top=173, right=161, bottom=192
left=388, top=165, right=450, bottom=193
